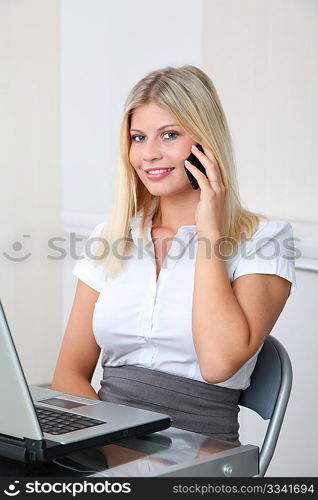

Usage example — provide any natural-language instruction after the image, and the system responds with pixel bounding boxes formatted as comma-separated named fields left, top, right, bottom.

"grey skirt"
left=98, top=365, right=241, bottom=445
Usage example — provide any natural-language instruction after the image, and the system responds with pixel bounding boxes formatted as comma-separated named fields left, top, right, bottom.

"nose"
left=142, top=138, right=163, bottom=162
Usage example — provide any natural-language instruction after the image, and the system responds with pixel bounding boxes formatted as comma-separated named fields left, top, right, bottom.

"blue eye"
left=130, top=131, right=179, bottom=143
left=131, top=135, right=145, bottom=142
left=163, top=131, right=178, bottom=140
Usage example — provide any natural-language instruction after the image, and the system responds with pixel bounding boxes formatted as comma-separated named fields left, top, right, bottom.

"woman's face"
left=129, top=102, right=196, bottom=196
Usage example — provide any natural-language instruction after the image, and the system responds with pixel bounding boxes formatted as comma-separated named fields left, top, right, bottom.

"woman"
left=52, top=65, right=296, bottom=444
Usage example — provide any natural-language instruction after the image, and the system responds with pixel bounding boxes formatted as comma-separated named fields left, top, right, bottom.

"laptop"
left=0, top=300, right=172, bottom=463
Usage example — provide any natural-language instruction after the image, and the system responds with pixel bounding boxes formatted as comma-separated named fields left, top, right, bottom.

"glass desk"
left=0, top=427, right=258, bottom=477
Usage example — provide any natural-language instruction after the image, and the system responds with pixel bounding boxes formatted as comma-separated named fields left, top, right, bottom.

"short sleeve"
left=72, top=221, right=108, bottom=292
left=232, top=219, right=297, bottom=297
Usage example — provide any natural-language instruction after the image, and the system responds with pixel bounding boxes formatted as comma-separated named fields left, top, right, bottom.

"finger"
left=184, top=160, right=210, bottom=191
left=186, top=157, right=224, bottom=196
left=191, top=144, right=223, bottom=185
left=192, top=144, right=222, bottom=184
left=202, top=145, right=217, bottom=163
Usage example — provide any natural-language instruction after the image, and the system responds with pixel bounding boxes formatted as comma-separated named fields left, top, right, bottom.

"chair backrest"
left=239, top=335, right=293, bottom=477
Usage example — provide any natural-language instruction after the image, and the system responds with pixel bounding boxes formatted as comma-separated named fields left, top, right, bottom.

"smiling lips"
left=145, top=167, right=175, bottom=173
left=145, top=168, right=175, bottom=180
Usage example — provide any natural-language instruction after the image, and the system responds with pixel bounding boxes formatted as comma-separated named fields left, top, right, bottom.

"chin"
left=147, top=185, right=193, bottom=197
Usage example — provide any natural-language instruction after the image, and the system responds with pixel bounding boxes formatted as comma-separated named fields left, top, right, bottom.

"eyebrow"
left=130, top=124, right=181, bottom=133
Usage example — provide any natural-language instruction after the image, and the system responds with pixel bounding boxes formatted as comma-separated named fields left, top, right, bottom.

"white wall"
left=203, top=0, right=318, bottom=224
left=0, top=0, right=62, bottom=384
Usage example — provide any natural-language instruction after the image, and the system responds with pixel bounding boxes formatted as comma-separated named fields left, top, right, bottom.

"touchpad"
left=41, top=397, right=88, bottom=409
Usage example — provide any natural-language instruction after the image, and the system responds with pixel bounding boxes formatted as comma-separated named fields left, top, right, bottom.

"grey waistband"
left=98, top=365, right=241, bottom=444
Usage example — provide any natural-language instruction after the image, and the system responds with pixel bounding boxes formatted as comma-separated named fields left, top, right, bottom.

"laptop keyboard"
left=35, top=406, right=105, bottom=435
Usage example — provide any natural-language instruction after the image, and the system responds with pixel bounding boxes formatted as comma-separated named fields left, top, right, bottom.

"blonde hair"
left=95, top=64, right=266, bottom=279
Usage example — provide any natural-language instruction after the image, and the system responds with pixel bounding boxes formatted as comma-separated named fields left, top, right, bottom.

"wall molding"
left=62, top=211, right=108, bottom=237
left=62, top=212, right=318, bottom=272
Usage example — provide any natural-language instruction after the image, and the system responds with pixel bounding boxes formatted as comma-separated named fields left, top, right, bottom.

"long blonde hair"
left=95, top=64, right=266, bottom=279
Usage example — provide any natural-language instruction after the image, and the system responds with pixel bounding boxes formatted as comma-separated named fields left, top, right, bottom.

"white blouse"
left=72, top=209, right=296, bottom=390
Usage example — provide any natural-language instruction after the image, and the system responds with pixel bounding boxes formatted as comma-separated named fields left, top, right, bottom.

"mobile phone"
left=184, top=143, right=208, bottom=190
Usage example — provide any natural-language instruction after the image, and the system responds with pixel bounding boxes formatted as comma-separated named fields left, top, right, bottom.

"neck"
left=153, top=192, right=200, bottom=233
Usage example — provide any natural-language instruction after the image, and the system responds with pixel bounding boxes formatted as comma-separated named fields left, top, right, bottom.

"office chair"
left=239, top=335, right=293, bottom=477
